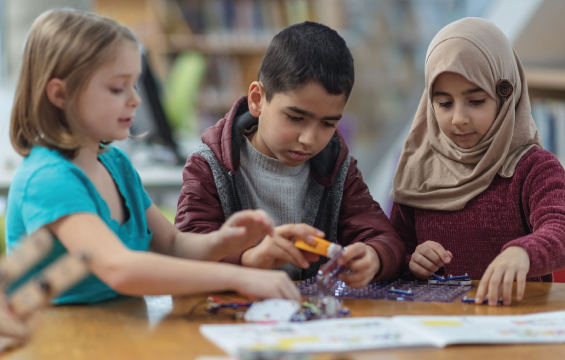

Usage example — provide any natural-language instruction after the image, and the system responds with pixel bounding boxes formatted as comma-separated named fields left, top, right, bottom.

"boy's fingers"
left=302, top=252, right=320, bottom=263
left=266, top=241, right=301, bottom=268
left=347, top=255, right=370, bottom=272
left=475, top=266, right=493, bottom=303
left=502, top=269, right=516, bottom=306
left=337, top=243, right=364, bottom=265
left=277, top=224, right=324, bottom=242
left=516, top=269, right=527, bottom=301
left=339, top=270, right=366, bottom=286
left=272, top=236, right=310, bottom=268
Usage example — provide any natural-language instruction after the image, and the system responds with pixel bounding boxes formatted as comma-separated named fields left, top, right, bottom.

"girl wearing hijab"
left=390, top=18, right=565, bottom=307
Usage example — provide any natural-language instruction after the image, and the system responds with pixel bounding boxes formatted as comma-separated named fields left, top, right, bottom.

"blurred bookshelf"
left=527, top=67, right=565, bottom=167
left=95, top=0, right=495, bottom=177
left=97, top=0, right=350, bottom=130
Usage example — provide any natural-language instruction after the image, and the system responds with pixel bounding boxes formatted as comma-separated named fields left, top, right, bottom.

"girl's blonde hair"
left=10, top=9, right=138, bottom=158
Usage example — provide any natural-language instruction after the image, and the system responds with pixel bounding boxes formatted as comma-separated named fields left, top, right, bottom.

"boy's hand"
left=475, top=246, right=530, bottom=306
left=337, top=243, right=380, bottom=288
left=241, top=224, right=324, bottom=269
left=233, top=268, right=302, bottom=302
left=213, top=210, right=275, bottom=255
left=409, top=240, right=453, bottom=280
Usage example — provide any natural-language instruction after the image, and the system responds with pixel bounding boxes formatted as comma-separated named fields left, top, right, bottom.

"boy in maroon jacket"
left=175, top=21, right=404, bottom=285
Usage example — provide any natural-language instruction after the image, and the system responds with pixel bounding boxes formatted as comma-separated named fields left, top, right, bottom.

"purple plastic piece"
left=297, top=252, right=473, bottom=303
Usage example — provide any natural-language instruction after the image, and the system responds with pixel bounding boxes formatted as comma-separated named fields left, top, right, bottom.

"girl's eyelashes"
left=436, top=99, right=486, bottom=108
left=110, top=87, right=123, bottom=94
left=470, top=99, right=486, bottom=105
left=322, top=121, right=336, bottom=128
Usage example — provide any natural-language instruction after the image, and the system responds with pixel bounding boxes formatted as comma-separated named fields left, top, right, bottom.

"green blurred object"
left=158, top=207, right=176, bottom=225
left=0, top=215, right=5, bottom=256
left=163, top=52, right=207, bottom=134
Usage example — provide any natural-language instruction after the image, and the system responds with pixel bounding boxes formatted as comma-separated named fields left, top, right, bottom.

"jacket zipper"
left=228, top=171, right=243, bottom=211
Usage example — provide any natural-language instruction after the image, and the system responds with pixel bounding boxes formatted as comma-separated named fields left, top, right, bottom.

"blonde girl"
left=6, top=9, right=303, bottom=304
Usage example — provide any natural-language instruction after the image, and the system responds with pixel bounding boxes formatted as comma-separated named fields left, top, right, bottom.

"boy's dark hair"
left=258, top=21, right=354, bottom=102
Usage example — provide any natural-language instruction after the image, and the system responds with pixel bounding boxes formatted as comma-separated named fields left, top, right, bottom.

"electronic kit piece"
left=428, top=273, right=472, bottom=286
left=243, top=299, right=302, bottom=322
left=297, top=251, right=473, bottom=303
left=461, top=296, right=504, bottom=305
left=294, top=236, right=342, bottom=258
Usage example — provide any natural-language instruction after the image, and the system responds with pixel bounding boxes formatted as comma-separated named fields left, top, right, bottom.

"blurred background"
left=1, top=0, right=564, bottom=252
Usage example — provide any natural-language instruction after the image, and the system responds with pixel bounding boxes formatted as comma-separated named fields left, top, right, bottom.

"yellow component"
left=278, top=336, right=321, bottom=348
left=421, top=320, right=464, bottom=327
left=294, top=236, right=342, bottom=257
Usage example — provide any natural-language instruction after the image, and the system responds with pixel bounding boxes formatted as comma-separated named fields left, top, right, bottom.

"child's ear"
left=46, top=78, right=67, bottom=109
left=248, top=81, right=264, bottom=117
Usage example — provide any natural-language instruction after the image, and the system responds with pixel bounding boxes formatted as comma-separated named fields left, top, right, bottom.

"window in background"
left=0, top=0, right=5, bottom=83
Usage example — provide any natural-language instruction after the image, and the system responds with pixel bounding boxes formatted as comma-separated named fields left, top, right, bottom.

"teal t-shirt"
left=5, top=146, right=153, bottom=304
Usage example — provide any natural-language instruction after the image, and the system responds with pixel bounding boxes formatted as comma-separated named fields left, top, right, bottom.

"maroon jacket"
left=175, top=97, right=405, bottom=281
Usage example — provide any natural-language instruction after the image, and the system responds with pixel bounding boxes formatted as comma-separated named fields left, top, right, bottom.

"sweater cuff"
left=365, top=241, right=402, bottom=281
left=501, top=236, right=545, bottom=277
left=220, top=252, right=244, bottom=266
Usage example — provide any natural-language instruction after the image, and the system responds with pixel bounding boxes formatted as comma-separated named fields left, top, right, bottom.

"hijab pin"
left=496, top=79, right=513, bottom=99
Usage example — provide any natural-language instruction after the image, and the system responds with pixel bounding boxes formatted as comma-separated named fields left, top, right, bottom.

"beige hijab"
left=390, top=17, right=541, bottom=211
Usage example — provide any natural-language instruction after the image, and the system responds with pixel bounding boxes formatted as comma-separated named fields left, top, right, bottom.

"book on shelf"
left=532, top=99, right=565, bottom=165
left=171, top=0, right=330, bottom=38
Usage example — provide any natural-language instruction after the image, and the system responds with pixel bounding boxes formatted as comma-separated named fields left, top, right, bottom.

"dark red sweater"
left=390, top=147, right=565, bottom=282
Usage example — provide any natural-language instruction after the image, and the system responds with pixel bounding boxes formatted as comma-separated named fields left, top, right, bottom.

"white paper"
left=394, top=310, right=565, bottom=347
left=200, top=317, right=431, bottom=356
left=200, top=311, right=565, bottom=355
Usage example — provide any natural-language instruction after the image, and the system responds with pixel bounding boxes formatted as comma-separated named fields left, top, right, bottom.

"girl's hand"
left=475, top=246, right=530, bottom=306
left=337, top=243, right=380, bottom=288
left=241, top=224, right=324, bottom=269
left=234, top=268, right=302, bottom=302
left=409, top=240, right=453, bottom=279
left=0, top=295, right=31, bottom=351
left=213, top=210, right=275, bottom=255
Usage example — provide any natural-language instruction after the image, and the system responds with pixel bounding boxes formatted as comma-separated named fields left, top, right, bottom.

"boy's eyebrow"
left=286, top=106, right=342, bottom=121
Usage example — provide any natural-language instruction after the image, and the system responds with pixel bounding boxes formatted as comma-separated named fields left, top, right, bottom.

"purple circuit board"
left=297, top=250, right=473, bottom=303
left=296, top=278, right=473, bottom=303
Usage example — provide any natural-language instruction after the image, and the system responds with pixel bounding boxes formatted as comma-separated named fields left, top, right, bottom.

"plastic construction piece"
left=205, top=296, right=253, bottom=314
left=315, top=249, right=347, bottom=296
left=290, top=299, right=350, bottom=322
left=387, top=287, right=414, bottom=296
left=429, top=273, right=472, bottom=286
left=297, top=257, right=473, bottom=303
left=243, top=299, right=302, bottom=322
left=461, top=296, right=504, bottom=305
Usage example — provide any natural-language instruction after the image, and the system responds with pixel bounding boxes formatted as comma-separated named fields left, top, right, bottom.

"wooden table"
left=2, top=282, right=565, bottom=360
